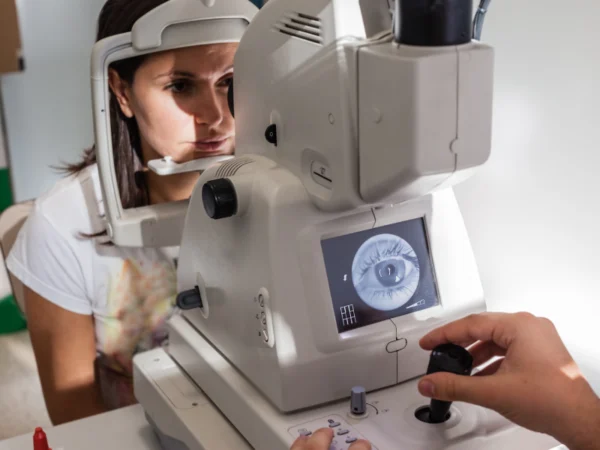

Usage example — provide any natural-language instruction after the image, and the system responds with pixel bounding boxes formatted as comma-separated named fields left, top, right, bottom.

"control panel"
left=288, top=415, right=376, bottom=450
left=254, top=287, right=275, bottom=348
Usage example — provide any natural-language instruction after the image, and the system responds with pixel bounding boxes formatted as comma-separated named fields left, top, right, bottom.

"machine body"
left=177, top=157, right=485, bottom=412
left=175, top=0, right=491, bottom=412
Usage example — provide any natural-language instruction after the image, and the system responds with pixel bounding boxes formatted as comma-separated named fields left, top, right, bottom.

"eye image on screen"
left=321, top=218, right=439, bottom=333
left=351, top=234, right=420, bottom=311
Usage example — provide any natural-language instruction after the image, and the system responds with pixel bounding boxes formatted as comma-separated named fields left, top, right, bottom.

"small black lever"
left=176, top=286, right=203, bottom=310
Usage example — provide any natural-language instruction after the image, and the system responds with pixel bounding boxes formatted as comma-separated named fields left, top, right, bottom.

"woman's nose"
left=194, top=88, right=224, bottom=127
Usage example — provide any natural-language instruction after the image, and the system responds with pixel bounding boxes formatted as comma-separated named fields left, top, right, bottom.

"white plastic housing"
left=358, top=41, right=495, bottom=204
left=232, top=0, right=368, bottom=212
left=92, top=0, right=257, bottom=247
left=177, top=155, right=485, bottom=412
left=232, top=0, right=494, bottom=213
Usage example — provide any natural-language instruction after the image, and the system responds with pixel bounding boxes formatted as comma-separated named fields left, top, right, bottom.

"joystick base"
left=414, top=406, right=451, bottom=424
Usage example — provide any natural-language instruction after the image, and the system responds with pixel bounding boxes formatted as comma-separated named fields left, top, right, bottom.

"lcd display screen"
left=321, top=218, right=439, bottom=333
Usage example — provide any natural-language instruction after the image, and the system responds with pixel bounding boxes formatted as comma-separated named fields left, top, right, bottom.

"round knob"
left=350, top=386, right=367, bottom=416
left=202, top=179, right=238, bottom=220
left=426, top=343, right=473, bottom=423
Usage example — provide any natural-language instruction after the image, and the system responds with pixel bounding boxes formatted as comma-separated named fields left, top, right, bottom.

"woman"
left=6, top=0, right=237, bottom=425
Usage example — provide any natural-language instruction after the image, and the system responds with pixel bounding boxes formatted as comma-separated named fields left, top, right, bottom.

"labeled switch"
left=311, top=161, right=332, bottom=189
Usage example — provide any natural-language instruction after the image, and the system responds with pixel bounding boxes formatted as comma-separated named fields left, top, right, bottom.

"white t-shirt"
left=6, top=164, right=178, bottom=408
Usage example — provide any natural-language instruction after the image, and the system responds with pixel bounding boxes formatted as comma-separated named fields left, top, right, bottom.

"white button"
left=386, top=338, right=408, bottom=353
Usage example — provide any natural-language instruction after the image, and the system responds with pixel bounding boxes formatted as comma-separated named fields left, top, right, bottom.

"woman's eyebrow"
left=154, top=65, right=234, bottom=80
left=154, top=70, right=196, bottom=80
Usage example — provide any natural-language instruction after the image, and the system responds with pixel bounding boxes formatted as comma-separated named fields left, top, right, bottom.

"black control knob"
left=427, top=344, right=473, bottom=423
left=416, top=343, right=473, bottom=424
left=202, top=178, right=238, bottom=220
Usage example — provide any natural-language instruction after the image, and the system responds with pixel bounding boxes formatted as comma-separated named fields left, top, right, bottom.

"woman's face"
left=111, top=43, right=237, bottom=164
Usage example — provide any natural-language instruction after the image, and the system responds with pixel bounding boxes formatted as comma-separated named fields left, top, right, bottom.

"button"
left=337, top=429, right=349, bottom=436
left=346, top=436, right=358, bottom=444
left=328, top=419, right=341, bottom=428
left=311, top=161, right=333, bottom=188
left=298, top=428, right=312, bottom=437
left=386, top=338, right=408, bottom=353
left=262, top=329, right=269, bottom=342
left=258, top=295, right=265, bottom=307
left=260, top=312, right=267, bottom=325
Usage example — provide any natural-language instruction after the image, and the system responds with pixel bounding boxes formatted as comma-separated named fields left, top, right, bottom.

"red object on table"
left=33, top=427, right=51, bottom=450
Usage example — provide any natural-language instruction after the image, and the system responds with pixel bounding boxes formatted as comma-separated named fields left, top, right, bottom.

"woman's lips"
left=192, top=138, right=230, bottom=154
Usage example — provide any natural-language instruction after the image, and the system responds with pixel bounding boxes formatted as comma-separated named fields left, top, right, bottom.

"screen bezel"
left=296, top=195, right=449, bottom=354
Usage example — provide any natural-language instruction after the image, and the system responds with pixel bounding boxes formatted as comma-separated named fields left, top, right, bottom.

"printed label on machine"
left=321, top=218, right=439, bottom=333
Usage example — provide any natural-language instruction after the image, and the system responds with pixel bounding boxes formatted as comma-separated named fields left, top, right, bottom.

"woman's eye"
left=351, top=234, right=421, bottom=311
left=219, top=76, right=233, bottom=89
left=167, top=79, right=192, bottom=94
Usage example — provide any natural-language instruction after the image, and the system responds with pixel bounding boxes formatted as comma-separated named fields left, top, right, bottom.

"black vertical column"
left=399, top=0, right=473, bottom=46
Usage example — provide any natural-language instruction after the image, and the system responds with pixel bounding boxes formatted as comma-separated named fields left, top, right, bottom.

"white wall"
left=454, top=0, right=600, bottom=374
left=0, top=0, right=106, bottom=202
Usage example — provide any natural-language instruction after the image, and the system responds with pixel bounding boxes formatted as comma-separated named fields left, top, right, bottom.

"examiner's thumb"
left=348, top=440, right=371, bottom=450
left=418, top=372, right=494, bottom=408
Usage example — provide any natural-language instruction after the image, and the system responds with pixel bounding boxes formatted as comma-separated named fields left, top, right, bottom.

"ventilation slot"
left=275, top=12, right=323, bottom=45
left=216, top=157, right=255, bottom=178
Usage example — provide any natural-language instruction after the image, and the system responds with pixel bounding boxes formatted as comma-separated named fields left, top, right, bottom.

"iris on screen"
left=351, top=234, right=420, bottom=311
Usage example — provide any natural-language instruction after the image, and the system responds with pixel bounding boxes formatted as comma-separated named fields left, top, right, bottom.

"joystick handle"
left=426, top=343, right=473, bottom=423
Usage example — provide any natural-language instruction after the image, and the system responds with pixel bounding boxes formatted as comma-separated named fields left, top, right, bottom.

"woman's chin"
left=193, top=150, right=233, bottom=159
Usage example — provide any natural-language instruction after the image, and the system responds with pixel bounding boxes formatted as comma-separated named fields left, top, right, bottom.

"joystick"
left=415, top=343, right=473, bottom=424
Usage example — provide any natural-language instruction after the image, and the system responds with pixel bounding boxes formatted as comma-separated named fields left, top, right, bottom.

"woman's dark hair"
left=61, top=0, right=169, bottom=209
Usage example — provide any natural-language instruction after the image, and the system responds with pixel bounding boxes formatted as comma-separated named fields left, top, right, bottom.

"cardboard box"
left=0, top=0, right=23, bottom=74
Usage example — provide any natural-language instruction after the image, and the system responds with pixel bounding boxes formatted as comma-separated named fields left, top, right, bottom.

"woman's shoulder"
left=33, top=164, right=103, bottom=236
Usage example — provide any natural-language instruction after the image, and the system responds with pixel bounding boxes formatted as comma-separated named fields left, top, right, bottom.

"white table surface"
left=0, top=405, right=162, bottom=450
